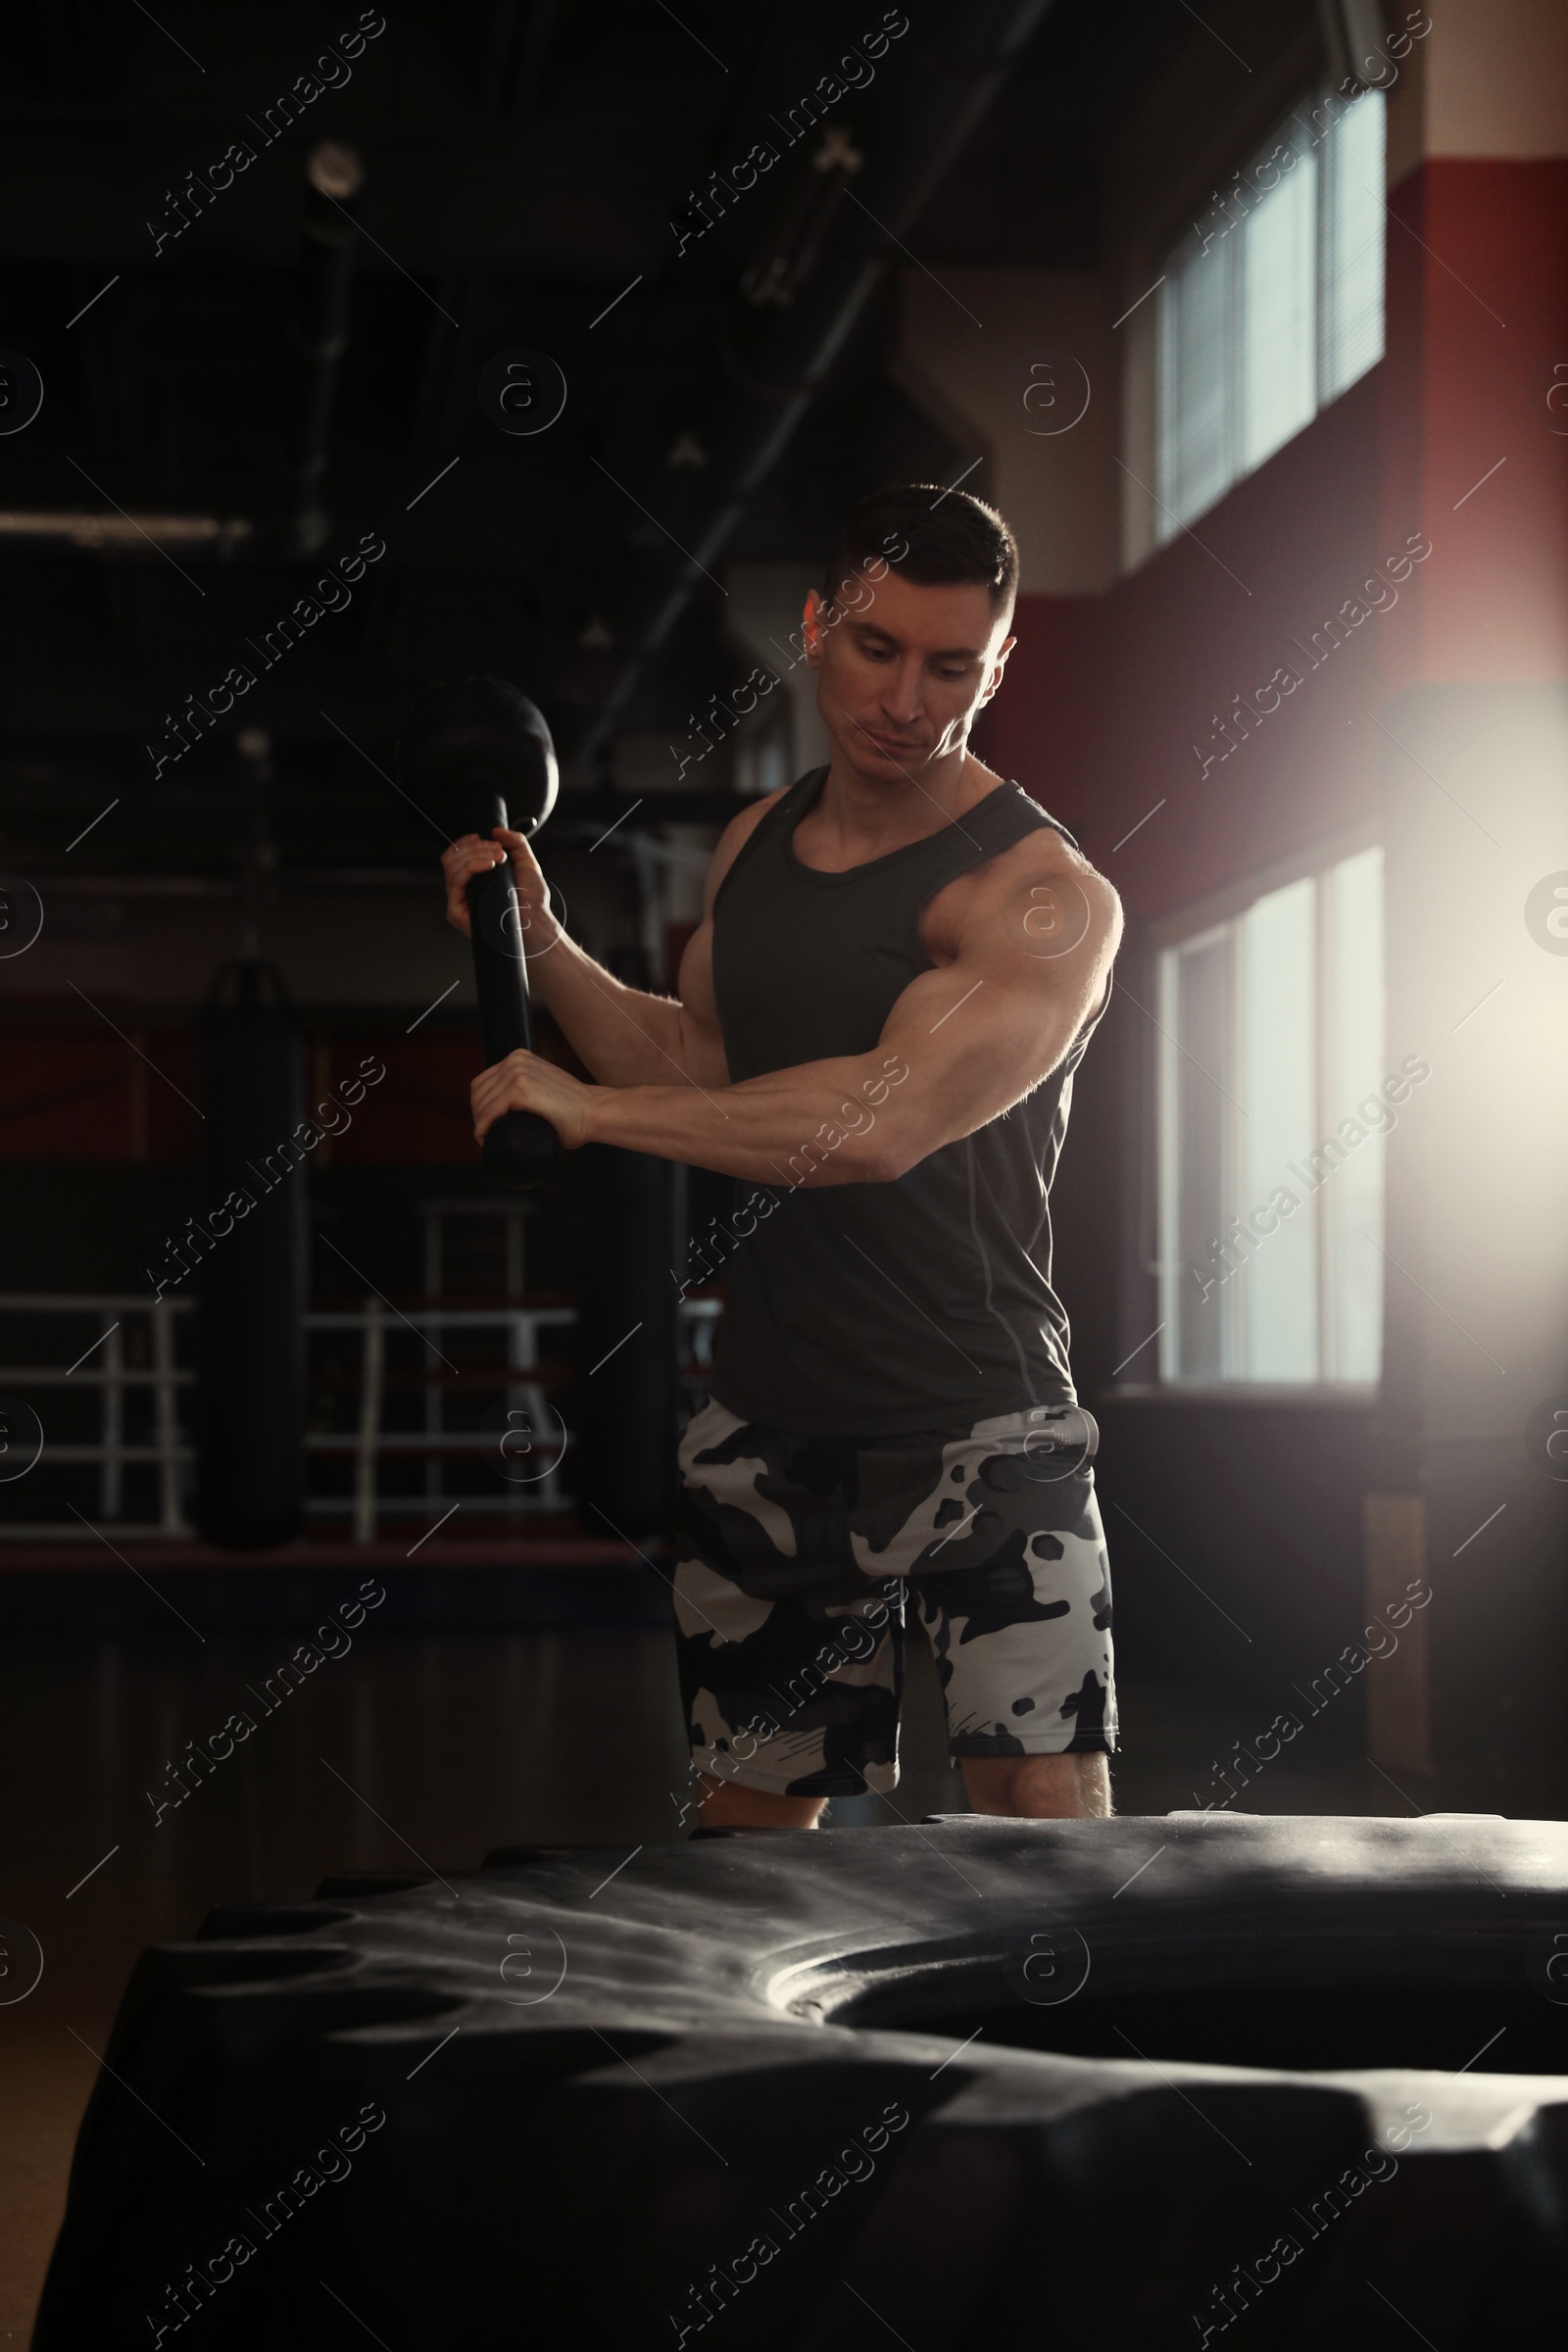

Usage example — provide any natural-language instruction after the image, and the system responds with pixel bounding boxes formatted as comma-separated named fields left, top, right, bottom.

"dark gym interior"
left=1, top=0, right=1565, bottom=2339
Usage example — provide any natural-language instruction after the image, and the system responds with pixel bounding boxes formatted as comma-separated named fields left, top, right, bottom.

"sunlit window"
left=1155, top=86, right=1385, bottom=538
left=1156, top=846, right=1389, bottom=1385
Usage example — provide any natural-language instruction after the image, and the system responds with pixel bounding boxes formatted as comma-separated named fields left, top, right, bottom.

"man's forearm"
left=531, top=932, right=702, bottom=1091
left=582, top=1050, right=911, bottom=1184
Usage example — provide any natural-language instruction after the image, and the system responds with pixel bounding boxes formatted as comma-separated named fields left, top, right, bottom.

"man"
left=442, top=484, right=1121, bottom=1828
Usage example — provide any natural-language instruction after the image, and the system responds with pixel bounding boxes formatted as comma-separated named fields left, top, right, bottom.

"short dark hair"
left=822, top=483, right=1019, bottom=616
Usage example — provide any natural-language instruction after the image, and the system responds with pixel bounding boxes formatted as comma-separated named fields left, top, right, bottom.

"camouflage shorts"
left=673, top=1395, right=1116, bottom=1798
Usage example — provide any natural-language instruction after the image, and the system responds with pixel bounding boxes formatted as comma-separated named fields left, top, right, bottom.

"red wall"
left=0, top=1032, right=171, bottom=1161
left=1381, top=158, right=1568, bottom=693
left=992, top=369, right=1388, bottom=919
left=0, top=1027, right=497, bottom=1166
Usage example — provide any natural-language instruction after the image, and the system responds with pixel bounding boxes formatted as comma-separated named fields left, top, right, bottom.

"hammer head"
left=397, top=675, right=559, bottom=841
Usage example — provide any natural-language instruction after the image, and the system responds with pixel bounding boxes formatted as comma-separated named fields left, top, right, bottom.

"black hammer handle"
left=465, top=852, right=562, bottom=1189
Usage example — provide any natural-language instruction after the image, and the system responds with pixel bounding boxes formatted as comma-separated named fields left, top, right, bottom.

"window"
left=1155, top=845, right=1387, bottom=1385
left=1155, top=86, right=1385, bottom=539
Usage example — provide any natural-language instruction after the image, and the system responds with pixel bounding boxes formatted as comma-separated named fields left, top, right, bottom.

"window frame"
left=1146, top=80, right=1386, bottom=551
left=1147, top=820, right=1385, bottom=1396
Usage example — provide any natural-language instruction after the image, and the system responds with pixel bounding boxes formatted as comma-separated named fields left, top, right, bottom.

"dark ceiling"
left=0, top=0, right=1189, bottom=879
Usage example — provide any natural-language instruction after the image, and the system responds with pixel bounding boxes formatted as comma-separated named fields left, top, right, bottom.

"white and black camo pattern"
left=673, top=1396, right=1116, bottom=1797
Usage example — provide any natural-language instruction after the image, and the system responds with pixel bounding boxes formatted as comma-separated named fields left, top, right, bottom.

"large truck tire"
left=33, top=1814, right=1568, bottom=2348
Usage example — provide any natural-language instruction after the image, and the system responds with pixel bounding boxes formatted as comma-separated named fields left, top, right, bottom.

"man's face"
left=805, top=565, right=1015, bottom=788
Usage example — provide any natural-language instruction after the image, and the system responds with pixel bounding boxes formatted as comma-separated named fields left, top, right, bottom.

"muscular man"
left=442, top=484, right=1121, bottom=1829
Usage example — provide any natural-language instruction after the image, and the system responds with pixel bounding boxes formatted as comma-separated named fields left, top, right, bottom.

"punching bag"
left=572, top=1144, right=678, bottom=1539
left=194, top=961, right=308, bottom=1548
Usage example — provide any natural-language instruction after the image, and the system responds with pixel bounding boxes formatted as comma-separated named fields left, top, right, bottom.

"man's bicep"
left=993, top=854, right=1121, bottom=1055
left=875, top=873, right=1120, bottom=1144
left=877, top=956, right=1066, bottom=1101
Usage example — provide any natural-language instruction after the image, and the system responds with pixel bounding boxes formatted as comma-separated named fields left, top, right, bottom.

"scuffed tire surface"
left=34, top=1814, right=1568, bottom=2349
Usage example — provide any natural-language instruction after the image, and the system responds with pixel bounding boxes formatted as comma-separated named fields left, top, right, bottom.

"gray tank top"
left=706, top=765, right=1106, bottom=1437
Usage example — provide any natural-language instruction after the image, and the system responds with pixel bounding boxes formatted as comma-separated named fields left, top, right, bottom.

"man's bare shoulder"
left=927, top=798, right=1120, bottom=962
left=1002, top=815, right=1117, bottom=907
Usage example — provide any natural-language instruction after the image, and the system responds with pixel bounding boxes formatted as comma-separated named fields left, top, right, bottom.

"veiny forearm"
left=530, top=934, right=706, bottom=1091
left=583, top=1049, right=911, bottom=1183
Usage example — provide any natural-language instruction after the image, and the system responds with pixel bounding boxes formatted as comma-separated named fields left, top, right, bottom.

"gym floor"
left=0, top=1616, right=1409, bottom=2343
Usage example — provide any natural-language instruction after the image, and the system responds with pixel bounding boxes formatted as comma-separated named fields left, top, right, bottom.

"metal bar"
left=150, top=1298, right=185, bottom=1535
left=0, top=513, right=253, bottom=552
left=0, top=1294, right=196, bottom=1312
left=0, top=1367, right=196, bottom=1386
left=507, top=1304, right=559, bottom=1506
left=303, top=1494, right=558, bottom=1518
left=1314, top=866, right=1334, bottom=1383
left=353, top=1298, right=385, bottom=1544
left=424, top=1304, right=443, bottom=1510
left=278, top=143, right=365, bottom=557
left=422, top=1195, right=444, bottom=1514
left=29, top=1444, right=192, bottom=1463
left=0, top=1523, right=195, bottom=1541
left=308, top=1433, right=575, bottom=1454
left=305, top=1307, right=575, bottom=1331
left=100, top=1316, right=120, bottom=1518
left=8, top=1432, right=583, bottom=1459
left=507, top=1309, right=539, bottom=1376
